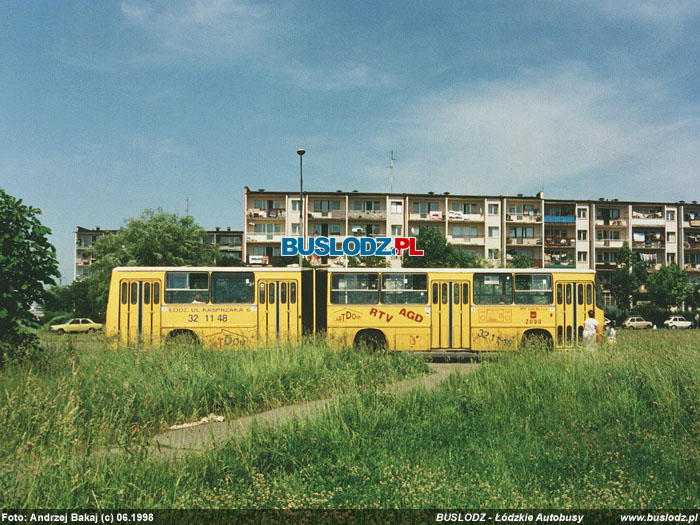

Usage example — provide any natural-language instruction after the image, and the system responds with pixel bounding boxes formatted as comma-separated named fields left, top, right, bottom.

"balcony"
left=309, top=210, right=346, bottom=219
left=409, top=211, right=444, bottom=221
left=684, top=241, right=700, bottom=251
left=682, top=218, right=700, bottom=228
left=506, top=237, right=542, bottom=246
left=631, top=216, right=665, bottom=227
left=247, top=255, right=269, bottom=265
left=348, top=209, right=386, bottom=220
left=594, top=218, right=627, bottom=227
left=448, top=210, right=484, bottom=222
left=595, top=239, right=625, bottom=249
left=632, top=241, right=665, bottom=250
left=544, top=215, right=576, bottom=224
left=247, top=208, right=286, bottom=219
left=544, top=259, right=576, bottom=268
left=506, top=213, right=542, bottom=223
left=684, top=264, right=700, bottom=272
left=544, top=236, right=575, bottom=247
left=595, top=262, right=617, bottom=270
left=449, top=236, right=485, bottom=246
left=246, top=233, right=285, bottom=243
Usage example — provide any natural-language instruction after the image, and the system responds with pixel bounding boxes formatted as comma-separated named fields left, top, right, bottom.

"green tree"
left=507, top=254, right=534, bottom=268
left=86, top=209, right=219, bottom=319
left=403, top=228, right=485, bottom=268
left=646, top=264, right=691, bottom=309
left=348, top=255, right=389, bottom=268
left=609, top=241, right=643, bottom=311
left=0, top=189, right=59, bottom=353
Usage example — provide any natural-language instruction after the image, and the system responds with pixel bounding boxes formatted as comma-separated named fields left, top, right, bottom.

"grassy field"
left=1, top=331, right=699, bottom=508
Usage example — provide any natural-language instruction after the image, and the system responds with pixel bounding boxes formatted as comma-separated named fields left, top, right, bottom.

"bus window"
left=462, top=283, right=469, bottom=304
left=130, top=282, right=138, bottom=305
left=514, top=274, right=552, bottom=305
left=211, top=272, right=254, bottom=304
left=121, top=282, right=128, bottom=304
left=165, top=272, right=209, bottom=303
left=432, top=283, right=438, bottom=304
left=281, top=282, right=287, bottom=304
left=473, top=274, right=512, bottom=305
left=290, top=282, right=297, bottom=304
left=143, top=282, right=151, bottom=304
left=380, top=273, right=427, bottom=304
left=259, top=283, right=265, bottom=304
left=578, top=284, right=584, bottom=305
left=330, top=273, right=379, bottom=304
left=441, top=283, right=448, bottom=304
left=268, top=283, right=276, bottom=304
left=557, top=284, right=562, bottom=305
left=454, top=284, right=459, bottom=304
left=566, top=284, right=572, bottom=305
left=153, top=282, right=160, bottom=304
left=586, top=284, right=592, bottom=305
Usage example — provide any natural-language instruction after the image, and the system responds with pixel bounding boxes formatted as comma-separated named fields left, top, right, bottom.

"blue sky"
left=2, top=0, right=699, bottom=281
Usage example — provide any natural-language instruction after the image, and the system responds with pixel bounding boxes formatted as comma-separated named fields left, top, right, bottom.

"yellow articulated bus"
left=105, top=266, right=603, bottom=352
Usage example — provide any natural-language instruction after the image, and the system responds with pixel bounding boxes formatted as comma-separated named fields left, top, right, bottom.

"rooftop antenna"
left=186, top=197, right=190, bottom=216
left=386, top=150, right=397, bottom=193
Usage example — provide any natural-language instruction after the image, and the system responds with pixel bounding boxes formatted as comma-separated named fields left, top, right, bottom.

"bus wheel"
left=521, top=330, right=553, bottom=350
left=165, top=330, right=200, bottom=346
left=354, top=330, right=387, bottom=352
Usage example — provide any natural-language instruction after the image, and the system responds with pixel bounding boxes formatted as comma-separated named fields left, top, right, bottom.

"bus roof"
left=111, top=266, right=596, bottom=275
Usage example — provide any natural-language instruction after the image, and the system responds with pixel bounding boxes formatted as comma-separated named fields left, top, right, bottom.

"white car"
left=622, top=316, right=653, bottom=330
left=663, top=316, right=693, bottom=329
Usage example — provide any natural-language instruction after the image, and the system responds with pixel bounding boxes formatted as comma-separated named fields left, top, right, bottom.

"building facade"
left=74, top=226, right=243, bottom=281
left=243, top=188, right=700, bottom=302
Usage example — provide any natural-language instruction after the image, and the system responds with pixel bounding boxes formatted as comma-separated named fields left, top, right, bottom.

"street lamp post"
left=297, top=149, right=305, bottom=268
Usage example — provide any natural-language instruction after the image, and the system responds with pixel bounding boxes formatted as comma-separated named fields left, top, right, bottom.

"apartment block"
left=243, top=188, right=700, bottom=302
left=74, top=226, right=243, bottom=281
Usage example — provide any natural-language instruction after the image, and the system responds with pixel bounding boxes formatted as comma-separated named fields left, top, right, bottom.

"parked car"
left=622, top=316, right=653, bottom=330
left=50, top=318, right=103, bottom=335
left=663, top=316, right=693, bottom=329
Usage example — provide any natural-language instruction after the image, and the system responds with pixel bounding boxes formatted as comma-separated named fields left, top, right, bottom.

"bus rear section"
left=106, top=267, right=304, bottom=348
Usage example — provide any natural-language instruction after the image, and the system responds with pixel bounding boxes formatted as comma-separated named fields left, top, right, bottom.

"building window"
left=291, top=224, right=300, bottom=235
left=597, top=230, right=621, bottom=240
left=353, top=200, right=381, bottom=211
left=508, top=226, right=535, bottom=238
left=596, top=251, right=616, bottom=263
left=452, top=226, right=478, bottom=239
left=488, top=249, right=499, bottom=260
left=577, top=208, right=587, bottom=219
left=253, top=223, right=281, bottom=234
left=488, top=227, right=499, bottom=238
left=488, top=204, right=499, bottom=215
left=412, top=202, right=439, bottom=214
left=667, top=232, right=676, bottom=242
left=313, top=223, right=341, bottom=236
left=254, top=199, right=282, bottom=210
left=391, top=225, right=402, bottom=236
left=314, top=200, right=341, bottom=212
left=577, top=251, right=587, bottom=262
left=577, top=230, right=587, bottom=241
left=667, top=253, right=676, bottom=264
left=291, top=200, right=301, bottom=211
left=391, top=201, right=403, bottom=214
left=666, top=210, right=675, bottom=221
left=452, top=203, right=479, bottom=214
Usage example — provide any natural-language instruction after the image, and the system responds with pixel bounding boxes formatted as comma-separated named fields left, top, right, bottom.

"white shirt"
left=583, top=317, right=599, bottom=338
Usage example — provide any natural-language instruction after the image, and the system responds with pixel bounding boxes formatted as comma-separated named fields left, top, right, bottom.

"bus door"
left=118, top=279, right=161, bottom=346
left=430, top=280, right=470, bottom=349
left=257, top=280, right=299, bottom=345
left=555, top=281, right=588, bottom=346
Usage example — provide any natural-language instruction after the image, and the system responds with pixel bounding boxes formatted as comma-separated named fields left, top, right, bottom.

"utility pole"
left=386, top=150, right=396, bottom=193
left=297, top=149, right=305, bottom=268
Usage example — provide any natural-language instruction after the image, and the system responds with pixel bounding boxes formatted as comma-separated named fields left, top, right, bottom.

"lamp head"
left=297, top=149, right=305, bottom=156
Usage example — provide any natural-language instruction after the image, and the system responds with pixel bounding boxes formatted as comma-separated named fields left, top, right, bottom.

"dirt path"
left=149, top=363, right=477, bottom=459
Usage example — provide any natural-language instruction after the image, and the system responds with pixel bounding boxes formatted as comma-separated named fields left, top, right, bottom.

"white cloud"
left=281, top=61, right=398, bottom=91
left=119, top=0, right=271, bottom=59
left=380, top=66, right=700, bottom=201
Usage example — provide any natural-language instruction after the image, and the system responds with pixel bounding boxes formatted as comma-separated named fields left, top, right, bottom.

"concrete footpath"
left=149, top=363, right=477, bottom=459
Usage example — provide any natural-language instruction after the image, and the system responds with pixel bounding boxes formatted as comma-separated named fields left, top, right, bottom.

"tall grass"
left=2, top=331, right=699, bottom=508
left=0, top=336, right=427, bottom=506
